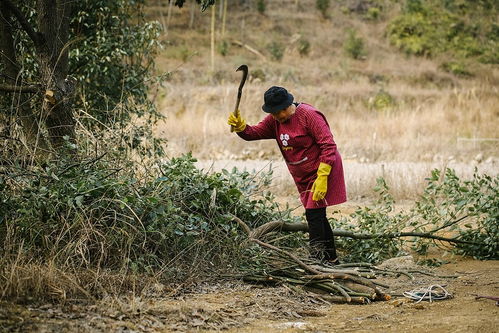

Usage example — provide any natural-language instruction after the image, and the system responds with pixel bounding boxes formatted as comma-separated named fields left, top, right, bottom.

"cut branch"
left=231, top=40, right=268, bottom=61
left=231, top=215, right=321, bottom=275
left=0, top=0, right=44, bottom=47
left=0, top=83, right=39, bottom=93
left=253, top=221, right=481, bottom=246
left=232, top=215, right=395, bottom=303
left=251, top=238, right=322, bottom=275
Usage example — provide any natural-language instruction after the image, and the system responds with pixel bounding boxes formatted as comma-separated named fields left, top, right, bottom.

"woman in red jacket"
left=228, top=86, right=347, bottom=264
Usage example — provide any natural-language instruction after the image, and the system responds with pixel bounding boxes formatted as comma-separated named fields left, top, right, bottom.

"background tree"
left=0, top=0, right=215, bottom=159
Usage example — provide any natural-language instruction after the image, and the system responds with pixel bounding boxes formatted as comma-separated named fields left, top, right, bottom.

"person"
left=227, top=86, right=347, bottom=264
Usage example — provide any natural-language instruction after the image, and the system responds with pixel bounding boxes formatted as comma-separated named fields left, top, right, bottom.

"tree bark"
left=221, top=0, right=227, bottom=37
left=37, top=0, right=76, bottom=152
left=189, top=0, right=195, bottom=29
left=0, top=1, right=50, bottom=155
left=210, top=4, right=215, bottom=72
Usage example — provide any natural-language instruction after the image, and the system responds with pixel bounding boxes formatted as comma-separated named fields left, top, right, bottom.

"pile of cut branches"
left=231, top=213, right=469, bottom=304
left=232, top=216, right=392, bottom=304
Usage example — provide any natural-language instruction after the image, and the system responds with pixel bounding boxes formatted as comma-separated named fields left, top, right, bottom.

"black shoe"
left=323, top=258, right=341, bottom=266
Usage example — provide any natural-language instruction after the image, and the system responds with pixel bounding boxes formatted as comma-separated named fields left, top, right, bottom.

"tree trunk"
left=0, top=2, right=50, bottom=156
left=37, top=0, right=76, bottom=152
left=189, top=0, right=195, bottom=29
left=221, top=0, right=227, bottom=37
left=210, top=4, right=215, bottom=72
left=165, top=0, right=174, bottom=34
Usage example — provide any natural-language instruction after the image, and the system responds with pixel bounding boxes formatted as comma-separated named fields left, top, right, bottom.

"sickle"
left=231, top=64, right=248, bottom=132
left=234, top=64, right=248, bottom=113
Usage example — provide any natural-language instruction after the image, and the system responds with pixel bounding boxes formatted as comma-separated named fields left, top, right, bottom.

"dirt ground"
left=1, top=161, right=497, bottom=333
left=1, top=256, right=498, bottom=333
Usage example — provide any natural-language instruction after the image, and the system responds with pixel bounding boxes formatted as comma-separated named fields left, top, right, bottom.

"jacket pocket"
left=286, top=157, right=318, bottom=181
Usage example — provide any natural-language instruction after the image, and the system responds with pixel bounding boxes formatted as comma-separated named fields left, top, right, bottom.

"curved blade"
left=231, top=65, right=248, bottom=132
left=236, top=64, right=248, bottom=94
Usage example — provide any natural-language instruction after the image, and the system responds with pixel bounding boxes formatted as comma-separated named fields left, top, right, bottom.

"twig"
left=231, top=40, right=268, bottom=61
left=250, top=238, right=322, bottom=275
left=473, top=294, right=499, bottom=305
left=0, top=83, right=40, bottom=93
left=231, top=215, right=251, bottom=236
left=407, top=270, right=459, bottom=279
left=320, top=294, right=368, bottom=304
left=57, top=153, right=108, bottom=177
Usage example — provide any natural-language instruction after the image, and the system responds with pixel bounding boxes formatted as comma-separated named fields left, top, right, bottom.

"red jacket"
left=238, top=103, right=347, bottom=209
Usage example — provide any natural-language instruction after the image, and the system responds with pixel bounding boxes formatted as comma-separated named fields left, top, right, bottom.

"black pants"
left=305, top=207, right=338, bottom=261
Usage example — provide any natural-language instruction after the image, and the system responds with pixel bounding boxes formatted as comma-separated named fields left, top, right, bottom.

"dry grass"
left=0, top=249, right=163, bottom=302
left=147, top=1, right=499, bottom=203
left=195, top=159, right=498, bottom=206
left=152, top=1, right=498, bottom=172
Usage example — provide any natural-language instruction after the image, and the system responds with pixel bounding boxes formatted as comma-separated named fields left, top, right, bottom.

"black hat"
left=262, top=86, right=294, bottom=113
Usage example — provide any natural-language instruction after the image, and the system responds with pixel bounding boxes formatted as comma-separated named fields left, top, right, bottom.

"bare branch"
left=252, top=221, right=481, bottom=246
left=0, top=0, right=44, bottom=47
left=0, top=83, right=39, bottom=93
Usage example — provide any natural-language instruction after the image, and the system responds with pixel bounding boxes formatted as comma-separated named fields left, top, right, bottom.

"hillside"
left=146, top=0, right=498, bottom=165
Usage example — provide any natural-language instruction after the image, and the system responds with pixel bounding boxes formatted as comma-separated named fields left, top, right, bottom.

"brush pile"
left=233, top=216, right=397, bottom=304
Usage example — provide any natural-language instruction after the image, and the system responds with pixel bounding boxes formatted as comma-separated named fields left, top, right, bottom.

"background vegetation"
left=0, top=0, right=497, bottom=302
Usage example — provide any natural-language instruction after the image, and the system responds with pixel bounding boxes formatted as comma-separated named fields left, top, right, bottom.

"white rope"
left=403, top=284, right=452, bottom=303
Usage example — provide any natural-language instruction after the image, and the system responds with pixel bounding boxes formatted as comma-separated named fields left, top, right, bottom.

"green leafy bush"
left=387, top=0, right=498, bottom=67
left=369, top=89, right=396, bottom=110
left=415, top=169, right=498, bottom=260
left=334, top=178, right=406, bottom=263
left=257, top=0, right=266, bottom=15
left=298, top=38, right=311, bottom=57
left=0, top=154, right=300, bottom=276
left=267, top=41, right=285, bottom=61
left=333, top=169, right=499, bottom=263
left=218, top=40, right=230, bottom=56
left=366, top=7, right=381, bottom=20
left=251, top=68, right=267, bottom=82
left=344, top=29, right=366, bottom=59
left=440, top=60, right=473, bottom=76
left=316, top=0, right=331, bottom=19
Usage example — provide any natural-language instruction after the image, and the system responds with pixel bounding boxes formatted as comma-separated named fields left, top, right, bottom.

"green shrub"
left=335, top=169, right=499, bottom=263
left=387, top=0, right=498, bottom=66
left=440, top=60, right=473, bottom=77
left=298, top=38, right=311, bottom=56
left=256, top=0, right=266, bottom=14
left=0, top=154, right=300, bottom=275
left=316, top=0, right=330, bottom=19
left=218, top=39, right=229, bottom=56
left=344, top=29, right=366, bottom=59
left=267, top=41, right=284, bottom=61
left=369, top=89, right=396, bottom=110
left=366, top=7, right=381, bottom=20
left=251, top=68, right=266, bottom=82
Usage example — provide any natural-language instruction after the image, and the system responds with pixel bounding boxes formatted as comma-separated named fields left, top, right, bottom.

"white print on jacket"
left=280, top=133, right=290, bottom=146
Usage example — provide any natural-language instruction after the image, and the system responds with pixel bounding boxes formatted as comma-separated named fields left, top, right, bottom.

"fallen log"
left=250, top=221, right=481, bottom=246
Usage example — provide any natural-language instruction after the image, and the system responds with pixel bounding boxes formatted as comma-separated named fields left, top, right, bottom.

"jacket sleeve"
left=237, top=114, right=276, bottom=141
left=306, top=109, right=337, bottom=165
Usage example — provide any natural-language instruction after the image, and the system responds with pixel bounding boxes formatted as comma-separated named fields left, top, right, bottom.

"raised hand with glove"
left=311, top=162, right=332, bottom=201
left=227, top=110, right=246, bottom=132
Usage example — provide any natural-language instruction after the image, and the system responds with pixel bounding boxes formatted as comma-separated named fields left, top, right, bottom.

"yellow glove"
left=227, top=110, right=246, bottom=132
left=311, top=162, right=332, bottom=201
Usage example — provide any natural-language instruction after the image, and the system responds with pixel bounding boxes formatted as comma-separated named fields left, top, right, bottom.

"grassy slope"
left=148, top=0, right=498, bottom=164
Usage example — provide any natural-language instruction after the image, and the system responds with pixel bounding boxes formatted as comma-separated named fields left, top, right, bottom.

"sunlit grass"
left=151, top=0, right=498, bottom=201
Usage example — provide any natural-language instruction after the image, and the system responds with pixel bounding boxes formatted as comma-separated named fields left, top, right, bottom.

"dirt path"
left=1, top=258, right=497, bottom=332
